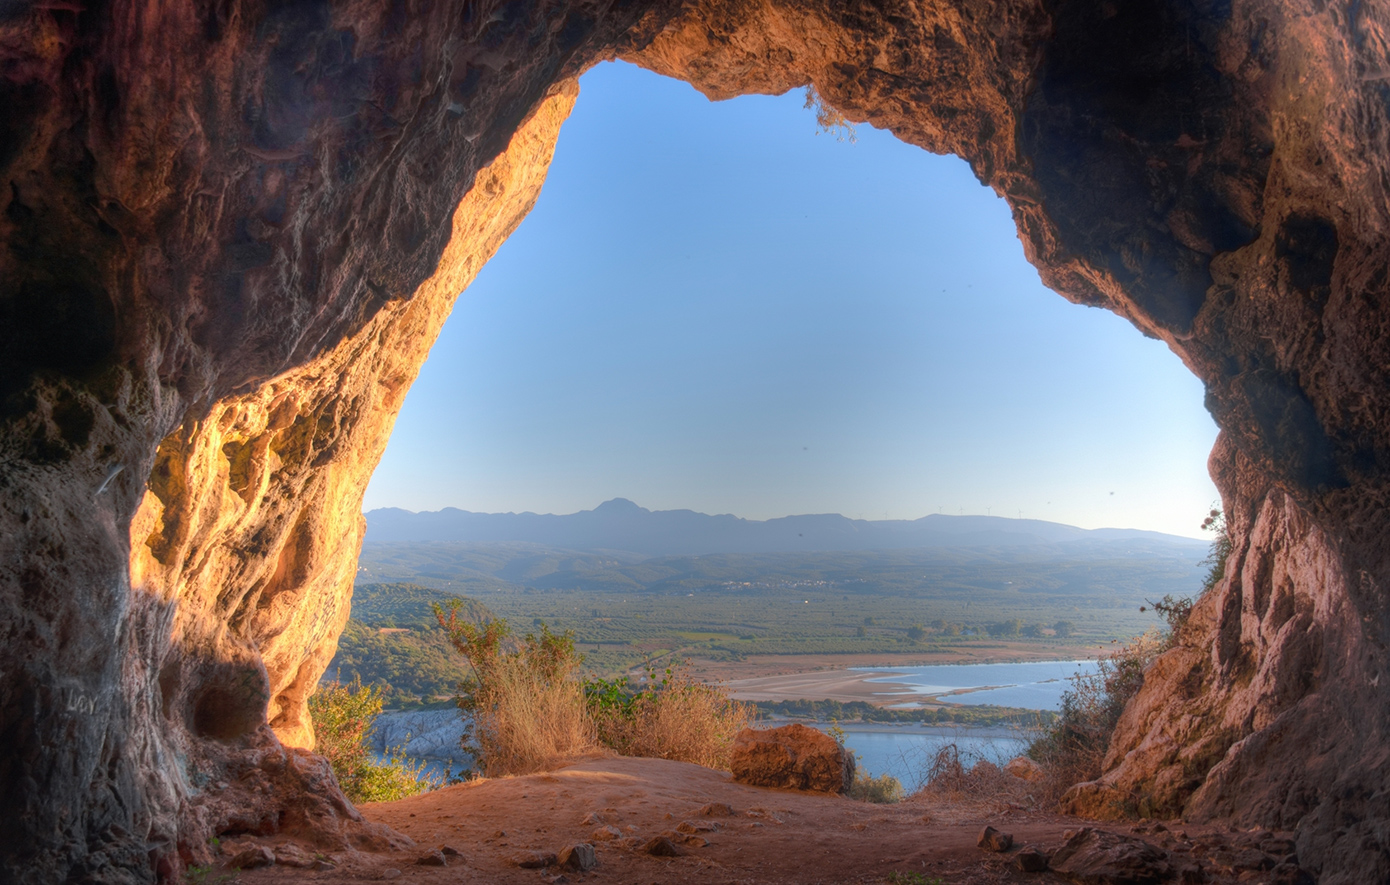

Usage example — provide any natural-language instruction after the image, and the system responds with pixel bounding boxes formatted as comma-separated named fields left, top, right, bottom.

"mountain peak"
left=594, top=497, right=646, bottom=513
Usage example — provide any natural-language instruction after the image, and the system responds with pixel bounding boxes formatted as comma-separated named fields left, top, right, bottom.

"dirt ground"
left=232, top=755, right=1242, bottom=885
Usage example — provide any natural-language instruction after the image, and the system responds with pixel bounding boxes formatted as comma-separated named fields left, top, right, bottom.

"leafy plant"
left=1026, top=631, right=1165, bottom=799
left=1199, top=508, right=1232, bottom=594
left=308, top=678, right=435, bottom=803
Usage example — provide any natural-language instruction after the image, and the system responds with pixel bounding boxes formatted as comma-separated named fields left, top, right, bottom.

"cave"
left=2, top=0, right=1388, bottom=882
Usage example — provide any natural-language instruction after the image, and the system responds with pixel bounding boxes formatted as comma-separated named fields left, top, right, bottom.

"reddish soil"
left=231, top=755, right=1239, bottom=885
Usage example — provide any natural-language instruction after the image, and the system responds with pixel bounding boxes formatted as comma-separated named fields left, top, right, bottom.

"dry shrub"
left=434, top=602, right=594, bottom=776
left=470, top=651, right=595, bottom=776
left=849, top=769, right=904, bottom=804
left=435, top=602, right=747, bottom=775
left=918, top=745, right=1011, bottom=797
left=1027, top=630, right=1167, bottom=802
left=593, top=665, right=751, bottom=770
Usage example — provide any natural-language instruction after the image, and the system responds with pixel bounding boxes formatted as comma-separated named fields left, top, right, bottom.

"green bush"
left=850, top=769, right=904, bottom=804
left=1028, top=508, right=1233, bottom=799
left=308, top=678, right=434, bottom=804
left=585, top=663, right=751, bottom=770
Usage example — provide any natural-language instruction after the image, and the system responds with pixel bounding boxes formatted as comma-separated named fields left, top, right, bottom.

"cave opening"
left=339, top=56, right=1227, bottom=804
left=365, top=60, right=1220, bottom=537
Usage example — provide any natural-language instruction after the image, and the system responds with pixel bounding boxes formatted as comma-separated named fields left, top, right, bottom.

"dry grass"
left=471, top=653, right=595, bottom=777
left=596, top=668, right=751, bottom=770
left=435, top=602, right=750, bottom=777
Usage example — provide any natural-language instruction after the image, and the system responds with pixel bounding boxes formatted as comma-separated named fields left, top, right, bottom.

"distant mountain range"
left=364, top=499, right=1203, bottom=556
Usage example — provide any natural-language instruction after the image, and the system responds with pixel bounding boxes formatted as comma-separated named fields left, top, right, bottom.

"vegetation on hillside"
left=324, top=584, right=493, bottom=706
left=353, top=544, right=1206, bottom=676
left=753, top=698, right=1052, bottom=728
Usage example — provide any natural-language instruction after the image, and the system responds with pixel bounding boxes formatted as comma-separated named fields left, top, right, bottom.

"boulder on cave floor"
left=1058, top=780, right=1139, bottom=821
left=1048, top=827, right=1172, bottom=885
left=729, top=723, right=854, bottom=794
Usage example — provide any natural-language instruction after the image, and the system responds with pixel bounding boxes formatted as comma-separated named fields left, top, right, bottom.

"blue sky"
left=362, top=61, right=1220, bottom=538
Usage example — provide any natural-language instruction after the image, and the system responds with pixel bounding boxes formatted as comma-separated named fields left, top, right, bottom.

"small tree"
left=1053, top=620, right=1075, bottom=638
left=906, top=624, right=926, bottom=640
left=1199, top=508, right=1232, bottom=594
left=308, top=678, right=432, bottom=803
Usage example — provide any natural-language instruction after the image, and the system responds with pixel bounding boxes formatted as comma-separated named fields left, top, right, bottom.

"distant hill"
left=364, top=498, right=1203, bottom=556
left=324, top=583, right=494, bottom=706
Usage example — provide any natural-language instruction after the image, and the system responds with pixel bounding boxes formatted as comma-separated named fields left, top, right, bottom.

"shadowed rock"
left=978, top=825, right=1014, bottom=852
left=1049, top=828, right=1171, bottom=885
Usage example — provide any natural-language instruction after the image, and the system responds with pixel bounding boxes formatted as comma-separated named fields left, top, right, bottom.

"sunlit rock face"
left=2, top=0, right=1388, bottom=881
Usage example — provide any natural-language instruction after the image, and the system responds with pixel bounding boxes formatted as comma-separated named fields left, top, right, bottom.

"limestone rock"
left=1270, top=863, right=1316, bottom=885
left=641, top=836, right=683, bottom=857
left=1048, top=828, right=1171, bottom=885
left=271, top=843, right=315, bottom=868
left=1014, top=846, right=1049, bottom=872
left=1060, top=782, right=1140, bottom=821
left=558, top=843, right=597, bottom=872
left=228, top=845, right=275, bottom=870
left=512, top=851, right=556, bottom=869
left=1004, top=757, right=1045, bottom=783
left=729, top=724, right=854, bottom=794
left=415, top=849, right=447, bottom=867
left=676, top=820, right=718, bottom=834
left=978, top=826, right=1014, bottom=852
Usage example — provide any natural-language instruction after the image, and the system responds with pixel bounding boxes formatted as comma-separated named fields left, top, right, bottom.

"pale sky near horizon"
left=362, top=61, right=1222, bottom=539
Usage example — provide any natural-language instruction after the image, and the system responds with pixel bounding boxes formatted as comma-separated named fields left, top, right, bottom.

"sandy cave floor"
left=232, top=755, right=1252, bottom=885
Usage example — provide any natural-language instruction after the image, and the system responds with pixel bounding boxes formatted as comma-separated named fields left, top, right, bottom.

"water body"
left=820, top=660, right=1102, bottom=785
left=860, top=659, right=1101, bottom=710
left=827, top=724, right=1028, bottom=792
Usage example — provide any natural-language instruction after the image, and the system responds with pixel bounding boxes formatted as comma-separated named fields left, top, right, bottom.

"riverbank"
left=683, top=642, right=1101, bottom=685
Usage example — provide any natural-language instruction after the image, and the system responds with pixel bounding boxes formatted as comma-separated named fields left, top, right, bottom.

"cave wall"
left=3, top=0, right=1390, bottom=882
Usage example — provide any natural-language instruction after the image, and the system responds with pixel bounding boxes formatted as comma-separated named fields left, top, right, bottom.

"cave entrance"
left=336, top=60, right=1224, bottom=767
left=364, top=60, right=1219, bottom=537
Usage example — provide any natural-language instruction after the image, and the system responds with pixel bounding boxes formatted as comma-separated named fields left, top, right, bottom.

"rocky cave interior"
left=2, top=0, right=1389, bottom=882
